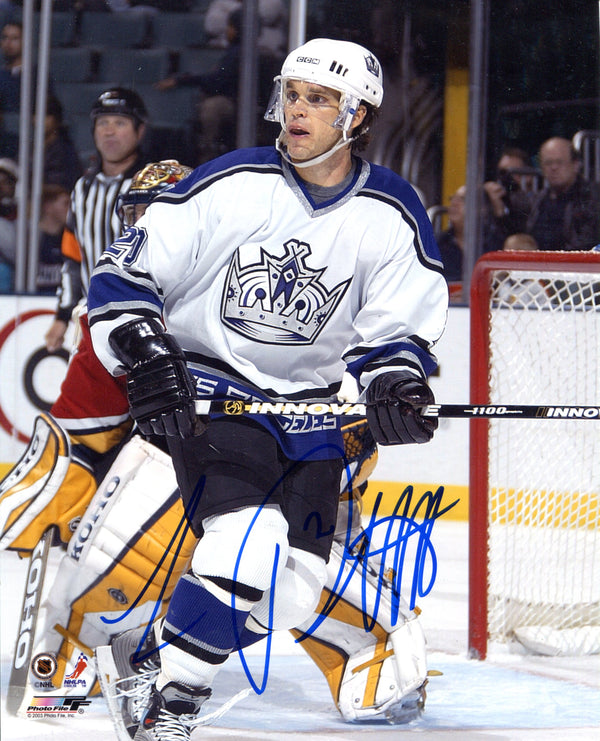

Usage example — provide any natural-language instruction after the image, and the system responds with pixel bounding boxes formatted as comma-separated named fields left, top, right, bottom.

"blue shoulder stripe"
left=154, top=146, right=282, bottom=206
left=360, top=164, right=444, bottom=272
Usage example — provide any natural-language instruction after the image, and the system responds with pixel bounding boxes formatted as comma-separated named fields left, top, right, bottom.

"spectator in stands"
left=483, top=147, right=537, bottom=251
left=155, top=8, right=242, bottom=162
left=0, top=21, right=21, bottom=115
left=503, top=232, right=538, bottom=252
left=1, top=20, right=56, bottom=157
left=205, top=0, right=287, bottom=59
left=508, top=137, right=600, bottom=251
left=37, top=183, right=70, bottom=295
left=0, top=20, right=21, bottom=157
left=43, top=95, right=83, bottom=191
left=436, top=184, right=465, bottom=285
left=0, top=156, right=17, bottom=293
left=496, top=232, right=550, bottom=307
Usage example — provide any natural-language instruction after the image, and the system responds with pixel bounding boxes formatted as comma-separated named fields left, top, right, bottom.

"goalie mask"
left=117, top=159, right=193, bottom=226
left=264, top=38, right=383, bottom=168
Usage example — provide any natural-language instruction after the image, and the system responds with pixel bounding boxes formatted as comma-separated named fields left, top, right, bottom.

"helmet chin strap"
left=275, top=130, right=357, bottom=169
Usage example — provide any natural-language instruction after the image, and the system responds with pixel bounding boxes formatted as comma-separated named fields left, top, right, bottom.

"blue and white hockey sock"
left=158, top=571, right=263, bottom=689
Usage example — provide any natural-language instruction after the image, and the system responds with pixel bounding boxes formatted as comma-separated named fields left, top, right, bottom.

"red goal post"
left=468, top=250, right=600, bottom=660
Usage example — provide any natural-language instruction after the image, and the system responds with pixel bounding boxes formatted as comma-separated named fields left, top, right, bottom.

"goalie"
left=0, top=160, right=198, bottom=708
left=0, top=152, right=434, bottom=729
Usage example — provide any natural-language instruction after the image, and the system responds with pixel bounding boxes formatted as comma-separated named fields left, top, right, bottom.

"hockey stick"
left=195, top=400, right=600, bottom=420
left=6, top=528, right=54, bottom=716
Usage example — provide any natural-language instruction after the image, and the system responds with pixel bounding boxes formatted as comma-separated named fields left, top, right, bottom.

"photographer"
left=483, top=147, right=536, bottom=252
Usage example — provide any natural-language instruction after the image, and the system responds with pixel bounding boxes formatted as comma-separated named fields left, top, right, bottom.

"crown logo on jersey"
left=222, top=239, right=350, bottom=345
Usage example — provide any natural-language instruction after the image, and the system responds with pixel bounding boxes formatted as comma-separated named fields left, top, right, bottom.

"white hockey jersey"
left=88, top=147, right=448, bottom=458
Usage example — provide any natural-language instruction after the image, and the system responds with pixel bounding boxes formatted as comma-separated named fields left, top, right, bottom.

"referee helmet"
left=90, top=87, right=148, bottom=128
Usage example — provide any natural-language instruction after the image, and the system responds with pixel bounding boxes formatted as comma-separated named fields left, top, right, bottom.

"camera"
left=496, top=169, right=519, bottom=193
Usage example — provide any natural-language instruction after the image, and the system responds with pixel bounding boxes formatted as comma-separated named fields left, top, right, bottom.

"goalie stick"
left=195, top=400, right=600, bottom=420
left=7, top=528, right=54, bottom=716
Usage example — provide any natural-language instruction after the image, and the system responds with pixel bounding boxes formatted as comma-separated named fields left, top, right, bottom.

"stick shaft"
left=194, top=400, right=600, bottom=420
left=7, top=528, right=53, bottom=715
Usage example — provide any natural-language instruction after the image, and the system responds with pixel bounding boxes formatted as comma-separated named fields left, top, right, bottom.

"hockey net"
left=468, top=250, right=600, bottom=659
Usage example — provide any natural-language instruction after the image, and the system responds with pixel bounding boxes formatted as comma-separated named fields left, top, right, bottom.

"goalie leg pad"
left=293, top=538, right=428, bottom=722
left=336, top=620, right=427, bottom=723
left=0, top=414, right=96, bottom=551
left=32, top=436, right=197, bottom=689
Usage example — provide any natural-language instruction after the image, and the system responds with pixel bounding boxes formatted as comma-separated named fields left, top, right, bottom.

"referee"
left=45, top=87, right=148, bottom=352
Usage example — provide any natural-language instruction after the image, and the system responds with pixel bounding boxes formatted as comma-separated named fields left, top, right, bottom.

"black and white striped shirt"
left=56, top=157, right=144, bottom=322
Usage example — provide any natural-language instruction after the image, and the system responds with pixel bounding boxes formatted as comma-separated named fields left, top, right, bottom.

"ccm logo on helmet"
left=296, top=55, right=320, bottom=63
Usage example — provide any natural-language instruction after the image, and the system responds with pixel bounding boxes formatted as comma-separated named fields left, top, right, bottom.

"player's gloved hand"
left=109, top=318, right=200, bottom=438
left=365, top=371, right=437, bottom=445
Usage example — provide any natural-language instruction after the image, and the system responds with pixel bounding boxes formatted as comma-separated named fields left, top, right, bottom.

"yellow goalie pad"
left=292, top=538, right=428, bottom=723
left=30, top=436, right=197, bottom=690
left=340, top=418, right=378, bottom=499
left=0, top=414, right=97, bottom=552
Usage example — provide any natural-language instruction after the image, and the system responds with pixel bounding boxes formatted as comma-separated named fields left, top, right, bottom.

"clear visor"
left=264, top=76, right=361, bottom=133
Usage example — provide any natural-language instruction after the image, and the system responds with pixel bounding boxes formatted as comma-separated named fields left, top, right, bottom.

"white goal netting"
left=484, top=264, right=600, bottom=656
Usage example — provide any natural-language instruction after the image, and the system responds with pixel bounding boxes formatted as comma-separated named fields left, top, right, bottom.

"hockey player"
left=88, top=37, right=447, bottom=740
left=1, top=159, right=429, bottom=726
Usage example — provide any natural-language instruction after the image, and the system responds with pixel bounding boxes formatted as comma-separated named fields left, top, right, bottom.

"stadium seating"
left=79, top=12, right=151, bottom=49
left=152, top=12, right=208, bottom=49
left=54, top=82, right=114, bottom=118
left=50, top=47, right=96, bottom=84
left=96, top=47, right=172, bottom=86
left=176, top=47, right=223, bottom=77
left=2, top=7, right=260, bottom=164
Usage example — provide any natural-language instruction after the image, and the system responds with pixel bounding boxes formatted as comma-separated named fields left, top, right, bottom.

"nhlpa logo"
left=222, top=239, right=350, bottom=345
left=64, top=652, right=88, bottom=687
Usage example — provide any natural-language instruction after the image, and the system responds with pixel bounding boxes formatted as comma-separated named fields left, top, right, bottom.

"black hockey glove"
left=365, top=371, right=438, bottom=446
left=109, top=318, right=199, bottom=438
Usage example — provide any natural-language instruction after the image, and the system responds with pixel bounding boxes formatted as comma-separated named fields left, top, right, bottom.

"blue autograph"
left=100, top=444, right=457, bottom=695
left=301, top=483, right=458, bottom=642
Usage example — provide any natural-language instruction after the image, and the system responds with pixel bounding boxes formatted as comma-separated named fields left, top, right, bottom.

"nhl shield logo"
left=221, top=239, right=350, bottom=345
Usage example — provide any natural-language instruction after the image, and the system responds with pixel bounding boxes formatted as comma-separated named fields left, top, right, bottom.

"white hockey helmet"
left=265, top=37, right=384, bottom=135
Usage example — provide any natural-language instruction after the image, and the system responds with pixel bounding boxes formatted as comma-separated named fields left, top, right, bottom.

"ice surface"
left=1, top=521, right=599, bottom=740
